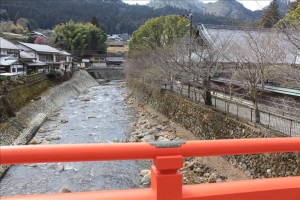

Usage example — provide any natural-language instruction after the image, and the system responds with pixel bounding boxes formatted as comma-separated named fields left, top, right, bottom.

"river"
left=0, top=81, right=150, bottom=196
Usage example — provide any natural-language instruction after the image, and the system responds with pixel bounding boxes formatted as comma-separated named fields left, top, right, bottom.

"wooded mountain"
left=1, top=0, right=247, bottom=34
left=148, top=0, right=293, bottom=21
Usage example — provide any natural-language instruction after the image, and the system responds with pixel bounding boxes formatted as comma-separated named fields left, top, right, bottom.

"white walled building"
left=17, top=42, right=72, bottom=72
left=0, top=37, right=24, bottom=75
left=17, top=42, right=60, bottom=73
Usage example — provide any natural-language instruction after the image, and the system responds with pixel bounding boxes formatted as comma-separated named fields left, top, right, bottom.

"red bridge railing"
left=1, top=138, right=300, bottom=200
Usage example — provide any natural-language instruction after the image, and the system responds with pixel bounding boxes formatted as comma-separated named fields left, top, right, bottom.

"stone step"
left=13, top=113, right=47, bottom=145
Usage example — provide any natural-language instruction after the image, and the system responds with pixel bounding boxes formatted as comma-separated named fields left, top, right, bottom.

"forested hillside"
left=149, top=0, right=262, bottom=20
left=1, top=0, right=238, bottom=34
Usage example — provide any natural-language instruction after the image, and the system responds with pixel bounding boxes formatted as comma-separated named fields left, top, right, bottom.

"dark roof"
left=198, top=24, right=300, bottom=65
left=18, top=42, right=61, bottom=53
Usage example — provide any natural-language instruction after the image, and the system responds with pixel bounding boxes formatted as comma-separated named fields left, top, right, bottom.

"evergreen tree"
left=258, top=0, right=281, bottom=28
left=14, top=11, right=21, bottom=24
left=289, top=0, right=299, bottom=11
left=27, top=22, right=32, bottom=32
left=90, top=16, right=99, bottom=27
left=54, top=21, right=107, bottom=55
left=90, top=16, right=107, bottom=37
left=276, top=1, right=300, bottom=28
left=129, top=15, right=189, bottom=53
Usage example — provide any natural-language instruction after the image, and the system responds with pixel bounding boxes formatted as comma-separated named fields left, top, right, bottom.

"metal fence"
left=26, top=73, right=48, bottom=85
left=163, top=83, right=300, bottom=137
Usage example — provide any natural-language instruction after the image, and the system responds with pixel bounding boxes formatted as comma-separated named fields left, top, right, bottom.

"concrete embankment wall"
left=88, top=68, right=124, bottom=80
left=0, top=70, right=98, bottom=178
left=129, top=81, right=300, bottom=179
left=0, top=70, right=98, bottom=147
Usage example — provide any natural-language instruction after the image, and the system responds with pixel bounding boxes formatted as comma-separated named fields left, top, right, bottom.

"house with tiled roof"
left=196, top=24, right=300, bottom=66
left=0, top=37, right=24, bottom=76
left=17, top=42, right=72, bottom=73
left=17, top=42, right=60, bottom=73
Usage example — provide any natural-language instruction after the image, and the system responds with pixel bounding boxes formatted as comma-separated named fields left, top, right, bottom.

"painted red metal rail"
left=1, top=138, right=300, bottom=200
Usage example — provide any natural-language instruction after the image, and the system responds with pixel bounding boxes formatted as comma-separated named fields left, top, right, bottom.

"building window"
left=39, top=54, right=53, bottom=62
left=6, top=49, right=19, bottom=56
left=58, top=56, right=67, bottom=62
left=17, top=68, right=24, bottom=72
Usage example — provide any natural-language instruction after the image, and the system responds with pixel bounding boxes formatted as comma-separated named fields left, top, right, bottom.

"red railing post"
left=151, top=155, right=183, bottom=200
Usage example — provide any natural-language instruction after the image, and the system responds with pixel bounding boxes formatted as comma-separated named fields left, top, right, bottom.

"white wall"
left=10, top=64, right=26, bottom=75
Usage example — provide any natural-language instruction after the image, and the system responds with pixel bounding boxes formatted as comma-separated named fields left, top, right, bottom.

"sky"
left=122, top=0, right=273, bottom=11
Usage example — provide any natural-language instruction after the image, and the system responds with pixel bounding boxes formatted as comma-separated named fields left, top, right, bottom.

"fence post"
left=151, top=155, right=183, bottom=200
left=215, top=97, right=216, bottom=108
left=268, top=113, right=271, bottom=129
left=290, top=120, right=293, bottom=136
left=188, top=84, right=191, bottom=98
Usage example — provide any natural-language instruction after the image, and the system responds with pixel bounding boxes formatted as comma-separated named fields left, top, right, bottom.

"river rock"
left=141, top=135, right=154, bottom=142
left=208, top=173, right=217, bottom=183
left=157, top=137, right=170, bottom=142
left=81, top=97, right=91, bottom=102
left=38, top=128, right=47, bottom=133
left=140, top=169, right=150, bottom=176
left=55, top=164, right=64, bottom=172
left=121, top=138, right=128, bottom=143
left=194, top=168, right=201, bottom=173
left=42, top=140, right=50, bottom=145
left=46, top=136, right=61, bottom=141
left=113, top=138, right=120, bottom=143
left=141, top=171, right=151, bottom=185
left=155, top=125, right=165, bottom=131
left=138, top=119, right=147, bottom=126
left=155, top=131, right=169, bottom=137
left=29, top=138, right=43, bottom=145
left=61, top=119, right=68, bottom=124
left=51, top=112, right=60, bottom=117
left=59, top=187, right=71, bottom=193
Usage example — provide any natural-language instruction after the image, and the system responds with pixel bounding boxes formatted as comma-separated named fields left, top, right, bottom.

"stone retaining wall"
left=129, top=81, right=300, bottom=178
left=0, top=70, right=98, bottom=178
left=0, top=97, right=9, bottom=121
left=0, top=70, right=98, bottom=146
left=7, top=80, right=50, bottom=111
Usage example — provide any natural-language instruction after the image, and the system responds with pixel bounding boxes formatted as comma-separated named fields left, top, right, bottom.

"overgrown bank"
left=127, top=80, right=300, bottom=178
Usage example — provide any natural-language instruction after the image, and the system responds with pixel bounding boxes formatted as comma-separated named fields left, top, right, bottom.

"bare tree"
left=280, top=27, right=300, bottom=87
left=149, top=32, right=233, bottom=106
left=228, top=29, right=288, bottom=123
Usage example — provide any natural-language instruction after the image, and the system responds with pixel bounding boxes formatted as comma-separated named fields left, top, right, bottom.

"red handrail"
left=1, top=138, right=300, bottom=200
left=1, top=138, right=299, bottom=164
left=2, top=177, right=299, bottom=200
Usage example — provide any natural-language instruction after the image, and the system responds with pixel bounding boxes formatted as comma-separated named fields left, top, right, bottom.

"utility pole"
left=189, top=13, right=193, bottom=43
left=188, top=12, right=193, bottom=98
left=179, top=12, right=193, bottom=97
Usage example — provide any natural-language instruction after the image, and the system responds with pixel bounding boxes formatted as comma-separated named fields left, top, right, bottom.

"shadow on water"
left=0, top=81, right=150, bottom=196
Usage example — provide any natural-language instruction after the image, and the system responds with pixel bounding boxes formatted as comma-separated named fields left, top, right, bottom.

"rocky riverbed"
left=123, top=89, right=249, bottom=186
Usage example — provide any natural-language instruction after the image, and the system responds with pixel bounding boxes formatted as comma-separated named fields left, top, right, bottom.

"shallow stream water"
left=0, top=81, right=150, bottom=196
